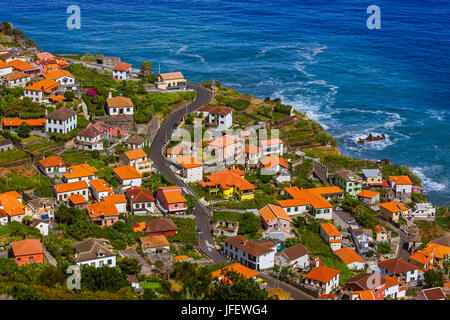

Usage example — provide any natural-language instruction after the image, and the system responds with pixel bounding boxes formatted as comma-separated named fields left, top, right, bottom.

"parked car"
left=257, top=277, right=268, bottom=288
left=335, top=207, right=343, bottom=211
left=196, top=227, right=202, bottom=235
left=347, top=218, right=356, bottom=224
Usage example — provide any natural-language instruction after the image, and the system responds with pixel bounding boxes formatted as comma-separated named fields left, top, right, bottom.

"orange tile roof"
left=409, top=250, right=433, bottom=265
left=389, top=176, right=413, bottom=185
left=304, top=265, right=340, bottom=283
left=124, top=149, right=147, bottom=161
left=2, top=71, right=28, bottom=81
left=140, top=235, right=170, bottom=248
left=355, top=290, right=375, bottom=300
left=335, top=248, right=365, bottom=265
left=43, top=63, right=59, bottom=73
left=277, top=186, right=343, bottom=210
left=113, top=62, right=132, bottom=71
left=133, top=221, right=146, bottom=232
left=54, top=180, right=89, bottom=193
left=374, top=225, right=387, bottom=234
left=39, top=155, right=65, bottom=168
left=382, top=275, right=403, bottom=288
left=68, top=193, right=88, bottom=205
left=423, top=243, right=450, bottom=260
left=104, top=193, right=127, bottom=204
left=8, top=59, right=36, bottom=71
left=106, top=96, right=134, bottom=108
left=64, top=164, right=98, bottom=180
left=211, top=263, right=259, bottom=282
left=244, top=145, right=260, bottom=154
left=50, top=95, right=65, bottom=102
left=175, top=155, right=203, bottom=169
left=259, top=204, right=292, bottom=224
left=161, top=188, right=186, bottom=204
left=260, top=154, right=288, bottom=169
left=0, top=192, right=27, bottom=216
left=113, top=165, right=143, bottom=180
left=11, top=239, right=43, bottom=256
left=357, top=189, right=379, bottom=199
left=0, top=60, right=10, bottom=69
left=159, top=72, right=184, bottom=81
left=25, top=79, right=60, bottom=92
left=260, top=138, right=283, bottom=146
left=208, top=136, right=240, bottom=149
left=89, top=179, right=113, bottom=193
left=3, top=118, right=46, bottom=127
left=87, top=201, right=119, bottom=218
left=380, top=201, right=409, bottom=213
left=198, top=169, right=254, bottom=191
left=43, top=69, right=74, bottom=80
left=175, top=255, right=191, bottom=262
left=321, top=222, right=341, bottom=238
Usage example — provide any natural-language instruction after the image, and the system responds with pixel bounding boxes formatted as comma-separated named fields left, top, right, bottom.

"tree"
left=424, top=269, right=444, bottom=288
left=17, top=123, right=31, bottom=138
left=81, top=265, right=129, bottom=292
left=117, top=257, right=142, bottom=275
left=284, top=237, right=298, bottom=248
left=64, top=91, right=75, bottom=101
left=174, top=262, right=212, bottom=300
left=377, top=242, right=391, bottom=254
left=39, top=265, right=66, bottom=288
left=184, top=194, right=198, bottom=210
left=103, top=139, right=110, bottom=148
left=238, top=212, right=261, bottom=239
left=141, top=60, right=152, bottom=76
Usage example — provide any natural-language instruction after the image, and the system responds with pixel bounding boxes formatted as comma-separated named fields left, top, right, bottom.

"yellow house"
left=197, top=169, right=254, bottom=201
left=156, top=72, right=187, bottom=90
left=379, top=201, right=410, bottom=224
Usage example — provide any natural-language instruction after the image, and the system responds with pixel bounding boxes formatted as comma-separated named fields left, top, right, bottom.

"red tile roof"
left=11, top=239, right=43, bottom=256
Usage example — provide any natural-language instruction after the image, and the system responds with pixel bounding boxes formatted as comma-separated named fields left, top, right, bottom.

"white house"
left=280, top=244, right=310, bottom=269
left=38, top=156, right=66, bottom=177
left=0, top=60, right=13, bottom=77
left=304, top=265, right=340, bottom=295
left=357, top=190, right=380, bottom=205
left=76, top=124, right=104, bottom=151
left=378, top=258, right=419, bottom=284
left=112, top=62, right=132, bottom=80
left=0, top=191, right=32, bottom=223
left=43, top=69, right=77, bottom=92
left=156, top=72, right=187, bottom=90
left=54, top=180, right=89, bottom=202
left=63, top=164, right=98, bottom=183
left=89, top=179, right=114, bottom=202
left=260, top=138, right=283, bottom=156
left=30, top=219, right=50, bottom=236
left=260, top=154, right=290, bottom=184
left=0, top=210, right=8, bottom=225
left=73, top=238, right=117, bottom=268
left=103, top=194, right=127, bottom=214
left=335, top=248, right=365, bottom=270
left=106, top=94, right=134, bottom=116
left=320, top=222, right=342, bottom=251
left=383, top=275, right=407, bottom=299
left=350, top=226, right=375, bottom=254
left=389, top=176, right=413, bottom=199
left=244, top=145, right=262, bottom=166
left=0, top=71, right=30, bottom=88
left=126, top=186, right=155, bottom=216
left=174, top=155, right=203, bottom=183
left=24, top=79, right=61, bottom=104
left=46, top=107, right=77, bottom=134
left=119, top=149, right=152, bottom=174
left=113, top=165, right=143, bottom=190
left=223, top=235, right=276, bottom=271
left=411, top=203, right=435, bottom=219
left=140, top=235, right=170, bottom=253
left=196, top=106, right=233, bottom=131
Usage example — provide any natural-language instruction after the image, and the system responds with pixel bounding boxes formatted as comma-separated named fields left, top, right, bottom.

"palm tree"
left=141, top=60, right=152, bottom=76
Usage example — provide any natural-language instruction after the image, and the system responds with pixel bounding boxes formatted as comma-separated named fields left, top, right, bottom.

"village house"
left=279, top=244, right=310, bottom=269
left=29, top=219, right=50, bottom=236
left=335, top=248, right=366, bottom=270
left=378, top=258, right=419, bottom=284
left=140, top=235, right=170, bottom=253
left=259, top=204, right=293, bottom=238
left=166, top=141, right=193, bottom=159
left=156, top=186, right=187, bottom=215
left=205, top=135, right=242, bottom=164
left=174, top=155, right=203, bottom=183
left=259, top=138, right=283, bottom=156
left=244, top=145, right=262, bottom=166
left=8, top=59, right=39, bottom=75
left=112, top=62, right=132, bottom=80
left=63, top=163, right=99, bottom=183
left=10, top=239, right=44, bottom=266
left=144, top=217, right=178, bottom=236
left=409, top=249, right=434, bottom=272
left=89, top=179, right=114, bottom=202
left=38, top=155, right=66, bottom=177
left=27, top=197, right=56, bottom=220
left=0, top=209, right=8, bottom=225
left=389, top=175, right=413, bottom=200
left=0, top=71, right=30, bottom=88
left=103, top=194, right=127, bottom=214
left=303, top=265, right=340, bottom=297
left=383, top=275, right=407, bottom=299
left=344, top=272, right=386, bottom=300
left=212, top=220, right=239, bottom=238
left=333, top=169, right=363, bottom=197
left=422, top=240, right=450, bottom=267
left=197, top=169, right=255, bottom=201
left=94, top=121, right=129, bottom=142
left=119, top=149, right=152, bottom=174
left=260, top=154, right=290, bottom=184
left=73, top=238, right=117, bottom=268
left=54, top=180, right=89, bottom=202
left=87, top=200, right=120, bottom=226
left=106, top=95, right=134, bottom=116
left=0, top=60, right=13, bottom=76
left=46, top=107, right=77, bottom=134
left=24, top=79, right=60, bottom=104
left=379, top=201, right=410, bottom=224
left=349, top=226, right=375, bottom=254
left=43, top=69, right=77, bottom=92
left=0, top=191, right=32, bottom=223
left=416, top=287, right=446, bottom=300
left=276, top=186, right=344, bottom=220
left=320, top=223, right=342, bottom=251
left=156, top=72, right=187, bottom=90
left=361, top=169, right=383, bottom=186
left=410, top=202, right=436, bottom=220
left=211, top=263, right=260, bottom=285
left=223, top=235, right=277, bottom=271
left=196, top=105, right=233, bottom=131
left=75, top=124, right=104, bottom=151
left=0, top=138, right=13, bottom=152
left=113, top=165, right=143, bottom=190
left=126, top=186, right=155, bottom=216
left=68, top=194, right=88, bottom=209
left=374, top=225, right=390, bottom=243
left=357, top=189, right=380, bottom=205
left=123, top=134, right=146, bottom=150
left=2, top=118, right=46, bottom=133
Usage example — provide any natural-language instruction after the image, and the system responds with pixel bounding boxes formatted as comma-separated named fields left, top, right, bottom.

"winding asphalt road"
left=149, top=82, right=226, bottom=263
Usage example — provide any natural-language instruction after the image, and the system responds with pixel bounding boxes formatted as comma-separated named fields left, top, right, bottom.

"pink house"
left=86, top=201, right=120, bottom=226
left=156, top=186, right=187, bottom=215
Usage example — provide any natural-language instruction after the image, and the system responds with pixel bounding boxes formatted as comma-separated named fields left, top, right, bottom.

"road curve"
left=149, top=83, right=226, bottom=263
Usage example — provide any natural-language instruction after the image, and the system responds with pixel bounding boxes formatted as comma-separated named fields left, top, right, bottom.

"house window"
left=108, top=259, right=112, bottom=265
left=29, top=257, right=34, bottom=263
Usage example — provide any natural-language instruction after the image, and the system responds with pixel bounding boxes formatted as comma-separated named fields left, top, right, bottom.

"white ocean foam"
left=411, top=167, right=446, bottom=192
left=293, top=61, right=314, bottom=77
left=175, top=45, right=206, bottom=63
left=426, top=109, right=448, bottom=121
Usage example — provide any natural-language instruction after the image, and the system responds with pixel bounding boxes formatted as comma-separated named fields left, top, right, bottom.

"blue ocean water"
left=3, top=0, right=449, bottom=205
